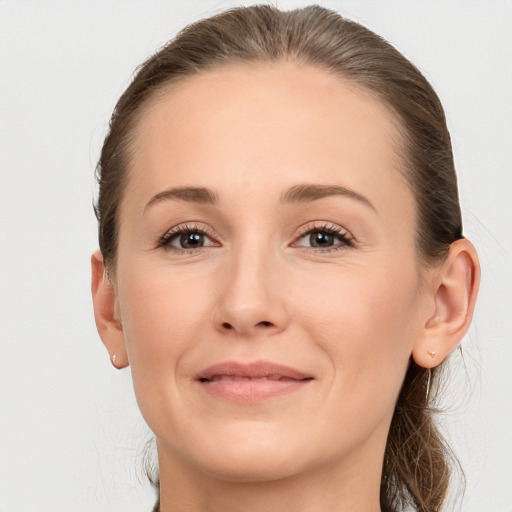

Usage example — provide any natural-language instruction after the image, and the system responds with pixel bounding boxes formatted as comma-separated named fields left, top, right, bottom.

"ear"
left=412, top=238, right=480, bottom=368
left=91, top=250, right=129, bottom=369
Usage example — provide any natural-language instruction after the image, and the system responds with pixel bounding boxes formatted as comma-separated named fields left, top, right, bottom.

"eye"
left=294, top=224, right=353, bottom=251
left=159, top=224, right=218, bottom=251
left=171, top=231, right=213, bottom=249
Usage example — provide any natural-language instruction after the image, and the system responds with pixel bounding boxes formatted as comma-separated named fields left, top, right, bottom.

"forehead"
left=125, top=60, right=411, bottom=217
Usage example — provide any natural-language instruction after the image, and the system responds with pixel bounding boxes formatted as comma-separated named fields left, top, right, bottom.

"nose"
left=213, top=244, right=289, bottom=337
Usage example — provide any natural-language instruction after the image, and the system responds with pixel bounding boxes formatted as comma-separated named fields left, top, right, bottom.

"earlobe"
left=412, top=239, right=480, bottom=368
left=91, top=251, right=129, bottom=369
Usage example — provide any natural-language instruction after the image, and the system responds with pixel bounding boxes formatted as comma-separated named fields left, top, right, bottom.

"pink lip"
left=195, top=360, right=314, bottom=403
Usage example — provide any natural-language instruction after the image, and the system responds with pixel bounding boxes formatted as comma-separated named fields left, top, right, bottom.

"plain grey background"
left=1, top=1, right=511, bottom=511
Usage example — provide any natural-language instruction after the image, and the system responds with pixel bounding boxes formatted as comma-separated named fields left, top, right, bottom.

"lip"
left=195, top=360, right=314, bottom=403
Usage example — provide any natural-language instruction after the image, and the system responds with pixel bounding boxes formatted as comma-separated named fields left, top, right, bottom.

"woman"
left=91, top=5, right=480, bottom=512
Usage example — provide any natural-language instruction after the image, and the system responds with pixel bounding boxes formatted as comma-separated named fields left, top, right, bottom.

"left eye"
left=296, top=229, right=351, bottom=249
left=168, top=230, right=215, bottom=249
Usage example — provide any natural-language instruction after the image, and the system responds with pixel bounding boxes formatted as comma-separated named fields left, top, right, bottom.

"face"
left=112, top=62, right=430, bottom=483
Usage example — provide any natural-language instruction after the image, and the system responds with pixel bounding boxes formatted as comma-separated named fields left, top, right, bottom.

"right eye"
left=170, top=231, right=213, bottom=249
left=159, top=225, right=218, bottom=252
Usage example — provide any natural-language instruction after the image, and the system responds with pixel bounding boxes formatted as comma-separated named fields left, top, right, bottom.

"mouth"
left=195, top=360, right=314, bottom=403
left=200, top=375, right=306, bottom=382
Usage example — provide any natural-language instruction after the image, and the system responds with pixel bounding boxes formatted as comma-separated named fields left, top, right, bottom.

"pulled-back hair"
left=95, top=5, right=463, bottom=511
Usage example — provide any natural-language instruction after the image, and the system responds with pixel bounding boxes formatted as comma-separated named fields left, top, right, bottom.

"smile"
left=195, top=361, right=314, bottom=403
left=203, top=375, right=301, bottom=382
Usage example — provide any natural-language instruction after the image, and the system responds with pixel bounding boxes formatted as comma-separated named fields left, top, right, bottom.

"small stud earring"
left=111, top=353, right=128, bottom=370
left=427, top=350, right=436, bottom=358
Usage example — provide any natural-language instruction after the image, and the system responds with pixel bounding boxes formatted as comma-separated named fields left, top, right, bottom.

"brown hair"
left=95, top=5, right=463, bottom=511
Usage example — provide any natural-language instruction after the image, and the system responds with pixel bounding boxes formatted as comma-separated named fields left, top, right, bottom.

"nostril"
left=218, top=320, right=276, bottom=333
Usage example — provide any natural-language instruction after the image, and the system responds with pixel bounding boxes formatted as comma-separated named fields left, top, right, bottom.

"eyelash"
left=158, top=223, right=219, bottom=254
left=294, top=223, right=354, bottom=253
left=157, top=222, right=354, bottom=254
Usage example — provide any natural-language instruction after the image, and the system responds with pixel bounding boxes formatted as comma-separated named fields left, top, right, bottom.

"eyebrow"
left=145, top=183, right=376, bottom=212
left=280, top=184, right=377, bottom=212
left=145, top=186, right=218, bottom=209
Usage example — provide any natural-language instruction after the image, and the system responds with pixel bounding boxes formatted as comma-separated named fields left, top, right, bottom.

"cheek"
left=294, top=259, right=420, bottom=401
left=116, top=264, right=215, bottom=406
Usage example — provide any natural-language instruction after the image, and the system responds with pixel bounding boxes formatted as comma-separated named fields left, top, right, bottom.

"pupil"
left=181, top=232, right=203, bottom=248
left=311, top=231, right=333, bottom=247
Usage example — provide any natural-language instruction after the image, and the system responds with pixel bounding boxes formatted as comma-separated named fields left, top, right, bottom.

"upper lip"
left=196, top=360, right=313, bottom=381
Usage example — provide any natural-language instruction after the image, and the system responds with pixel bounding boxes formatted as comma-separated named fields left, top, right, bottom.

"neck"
left=157, top=441, right=384, bottom=512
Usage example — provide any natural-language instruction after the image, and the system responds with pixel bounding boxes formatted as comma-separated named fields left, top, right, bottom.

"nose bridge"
left=214, top=231, right=287, bottom=336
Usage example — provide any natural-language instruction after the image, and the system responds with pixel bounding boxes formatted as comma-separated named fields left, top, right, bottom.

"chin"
left=197, top=451, right=302, bottom=483
left=179, top=422, right=308, bottom=482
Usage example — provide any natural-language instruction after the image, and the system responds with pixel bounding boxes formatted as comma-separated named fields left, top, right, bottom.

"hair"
left=95, top=5, right=464, bottom=512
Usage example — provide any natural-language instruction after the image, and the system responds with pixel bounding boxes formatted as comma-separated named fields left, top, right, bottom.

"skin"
left=92, top=61, right=480, bottom=512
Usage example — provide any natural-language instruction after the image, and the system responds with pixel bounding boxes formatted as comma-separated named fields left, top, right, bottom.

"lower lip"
left=197, top=378, right=312, bottom=403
